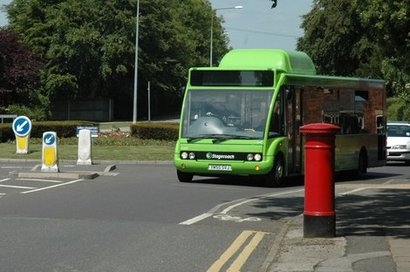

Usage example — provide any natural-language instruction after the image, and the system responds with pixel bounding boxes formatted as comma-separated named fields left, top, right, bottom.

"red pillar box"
left=300, top=123, right=340, bottom=238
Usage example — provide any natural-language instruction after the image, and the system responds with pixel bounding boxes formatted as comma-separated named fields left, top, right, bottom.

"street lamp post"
left=133, top=0, right=140, bottom=123
left=210, top=5, right=243, bottom=67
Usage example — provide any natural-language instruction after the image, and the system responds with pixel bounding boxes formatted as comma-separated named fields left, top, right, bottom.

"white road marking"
left=17, top=178, right=63, bottom=183
left=220, top=189, right=304, bottom=215
left=179, top=189, right=304, bottom=225
left=0, top=178, right=11, bottom=183
left=21, top=179, right=84, bottom=194
left=0, top=184, right=36, bottom=190
left=337, top=180, right=402, bottom=196
left=179, top=213, right=213, bottom=225
left=213, top=214, right=261, bottom=222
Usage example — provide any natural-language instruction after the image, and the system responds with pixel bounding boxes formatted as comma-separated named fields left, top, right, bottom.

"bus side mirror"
left=180, top=86, right=186, bottom=96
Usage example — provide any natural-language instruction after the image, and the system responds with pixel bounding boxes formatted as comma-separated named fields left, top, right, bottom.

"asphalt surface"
left=1, top=159, right=409, bottom=271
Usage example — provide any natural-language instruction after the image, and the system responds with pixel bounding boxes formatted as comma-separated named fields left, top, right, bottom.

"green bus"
left=174, top=49, right=386, bottom=186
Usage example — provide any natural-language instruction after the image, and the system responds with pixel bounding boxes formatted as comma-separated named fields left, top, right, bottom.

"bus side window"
left=269, top=100, right=281, bottom=135
left=341, top=116, right=360, bottom=134
left=270, top=111, right=280, bottom=132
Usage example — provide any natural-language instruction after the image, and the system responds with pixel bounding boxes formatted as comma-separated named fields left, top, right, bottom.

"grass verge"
left=0, top=138, right=176, bottom=161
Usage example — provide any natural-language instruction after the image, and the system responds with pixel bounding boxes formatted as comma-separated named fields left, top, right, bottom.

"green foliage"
left=0, top=120, right=95, bottom=142
left=7, top=104, right=47, bottom=121
left=1, top=121, right=179, bottom=142
left=30, top=120, right=95, bottom=138
left=0, top=123, right=14, bottom=142
left=387, top=97, right=410, bottom=121
left=0, top=29, right=44, bottom=108
left=297, top=0, right=409, bottom=102
left=131, top=122, right=179, bottom=140
left=6, top=0, right=229, bottom=119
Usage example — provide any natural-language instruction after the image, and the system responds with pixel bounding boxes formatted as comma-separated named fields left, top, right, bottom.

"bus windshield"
left=181, top=89, right=273, bottom=139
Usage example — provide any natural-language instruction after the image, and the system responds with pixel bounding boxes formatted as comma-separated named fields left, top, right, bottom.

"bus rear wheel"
left=177, top=170, right=193, bottom=183
left=264, top=155, right=284, bottom=187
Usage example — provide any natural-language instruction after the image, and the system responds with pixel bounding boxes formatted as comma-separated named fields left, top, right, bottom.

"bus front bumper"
left=174, top=159, right=273, bottom=176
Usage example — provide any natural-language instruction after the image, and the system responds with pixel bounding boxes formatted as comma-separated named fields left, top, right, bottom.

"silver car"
left=386, top=121, right=410, bottom=165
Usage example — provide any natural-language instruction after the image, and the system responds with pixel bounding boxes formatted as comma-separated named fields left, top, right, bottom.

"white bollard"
left=41, top=131, right=59, bottom=172
left=77, top=129, right=92, bottom=165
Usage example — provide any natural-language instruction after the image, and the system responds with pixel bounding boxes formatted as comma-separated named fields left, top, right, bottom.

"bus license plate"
left=208, top=164, right=232, bottom=171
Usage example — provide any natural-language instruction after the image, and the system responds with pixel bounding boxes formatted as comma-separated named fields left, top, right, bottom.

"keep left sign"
left=12, top=116, right=32, bottom=154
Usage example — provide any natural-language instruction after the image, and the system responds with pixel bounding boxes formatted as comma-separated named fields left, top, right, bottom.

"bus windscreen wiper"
left=186, top=134, right=213, bottom=143
left=187, top=134, right=257, bottom=143
left=211, top=134, right=257, bottom=143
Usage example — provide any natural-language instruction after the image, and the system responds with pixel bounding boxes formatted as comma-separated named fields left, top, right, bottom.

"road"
left=0, top=161, right=408, bottom=271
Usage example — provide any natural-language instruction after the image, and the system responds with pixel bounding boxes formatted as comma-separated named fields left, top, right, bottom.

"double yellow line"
left=207, top=230, right=267, bottom=272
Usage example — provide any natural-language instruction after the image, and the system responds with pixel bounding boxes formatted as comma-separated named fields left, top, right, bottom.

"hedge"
left=0, top=121, right=95, bottom=142
left=130, top=122, right=179, bottom=141
left=0, top=121, right=180, bottom=142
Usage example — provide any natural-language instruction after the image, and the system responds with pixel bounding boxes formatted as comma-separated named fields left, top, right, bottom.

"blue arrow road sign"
left=43, top=132, right=56, bottom=145
left=12, top=116, right=32, bottom=137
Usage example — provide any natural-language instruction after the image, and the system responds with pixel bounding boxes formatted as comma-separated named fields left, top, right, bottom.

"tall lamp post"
left=210, top=5, right=243, bottom=67
left=133, top=0, right=140, bottom=123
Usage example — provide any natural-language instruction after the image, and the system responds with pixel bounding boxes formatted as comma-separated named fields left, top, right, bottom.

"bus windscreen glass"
left=181, top=89, right=273, bottom=139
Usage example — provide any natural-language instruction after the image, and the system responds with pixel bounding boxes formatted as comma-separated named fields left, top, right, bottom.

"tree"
left=6, top=0, right=229, bottom=119
left=0, top=28, right=44, bottom=112
left=297, top=0, right=382, bottom=77
left=355, top=0, right=410, bottom=102
left=297, top=0, right=409, bottom=104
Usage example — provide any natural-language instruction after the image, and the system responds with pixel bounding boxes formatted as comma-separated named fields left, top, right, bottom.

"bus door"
left=284, top=86, right=303, bottom=174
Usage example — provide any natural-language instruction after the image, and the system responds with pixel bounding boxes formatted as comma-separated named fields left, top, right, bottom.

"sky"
left=210, top=0, right=312, bottom=50
left=0, top=0, right=312, bottom=50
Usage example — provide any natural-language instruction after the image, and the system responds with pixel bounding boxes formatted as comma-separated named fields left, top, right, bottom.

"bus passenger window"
left=269, top=100, right=281, bottom=135
left=270, top=112, right=280, bottom=132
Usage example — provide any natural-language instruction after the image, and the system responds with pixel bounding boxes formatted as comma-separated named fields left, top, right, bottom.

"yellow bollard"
left=41, top=131, right=59, bottom=172
left=12, top=116, right=32, bottom=154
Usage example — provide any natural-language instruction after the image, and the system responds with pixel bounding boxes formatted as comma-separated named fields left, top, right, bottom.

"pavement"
left=263, top=178, right=410, bottom=272
left=2, top=160, right=409, bottom=272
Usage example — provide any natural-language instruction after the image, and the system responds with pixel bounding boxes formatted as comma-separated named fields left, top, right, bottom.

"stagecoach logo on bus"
left=206, top=152, right=235, bottom=160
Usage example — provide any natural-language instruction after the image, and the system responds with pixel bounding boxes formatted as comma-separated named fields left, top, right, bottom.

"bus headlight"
left=247, top=153, right=262, bottom=161
left=181, top=152, right=188, bottom=159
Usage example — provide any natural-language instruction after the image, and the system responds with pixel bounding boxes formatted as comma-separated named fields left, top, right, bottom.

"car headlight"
left=392, top=145, right=407, bottom=149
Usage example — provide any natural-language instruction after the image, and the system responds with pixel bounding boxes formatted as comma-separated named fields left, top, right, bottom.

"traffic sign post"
left=41, top=131, right=59, bottom=172
left=12, top=116, right=32, bottom=154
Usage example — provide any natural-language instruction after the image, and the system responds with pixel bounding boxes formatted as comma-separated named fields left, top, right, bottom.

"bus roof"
left=218, top=49, right=317, bottom=75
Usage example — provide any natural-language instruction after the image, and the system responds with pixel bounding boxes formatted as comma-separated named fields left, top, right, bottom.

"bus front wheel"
left=264, top=155, right=284, bottom=187
left=177, top=170, right=193, bottom=183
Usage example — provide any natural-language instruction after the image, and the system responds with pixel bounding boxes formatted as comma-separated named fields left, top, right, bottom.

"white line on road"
left=179, top=213, right=214, bottom=225
left=0, top=184, right=36, bottom=190
left=17, top=178, right=63, bottom=183
left=0, top=178, right=11, bottom=183
left=21, top=179, right=84, bottom=194
left=179, top=189, right=304, bottom=225
left=220, top=189, right=304, bottom=215
left=337, top=179, right=404, bottom=196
